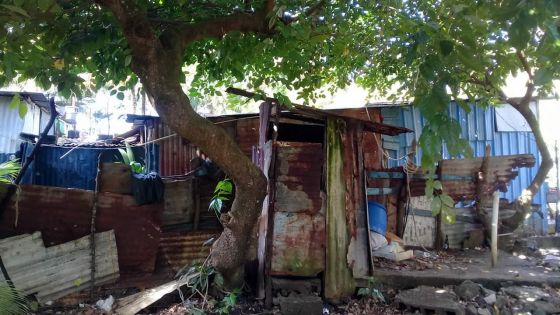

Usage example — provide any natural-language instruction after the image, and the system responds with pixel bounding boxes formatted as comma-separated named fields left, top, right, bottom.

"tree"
left=0, top=0, right=559, bottom=286
left=350, top=0, right=559, bottom=231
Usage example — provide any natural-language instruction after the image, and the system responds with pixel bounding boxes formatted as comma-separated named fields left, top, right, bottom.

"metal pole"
left=491, top=191, right=500, bottom=267
left=555, top=141, right=559, bottom=234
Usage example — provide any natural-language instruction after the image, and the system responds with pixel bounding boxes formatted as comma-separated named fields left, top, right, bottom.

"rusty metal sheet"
left=270, top=141, right=325, bottom=277
left=0, top=230, right=119, bottom=304
left=362, top=132, right=383, bottom=170
left=154, top=120, right=195, bottom=176
left=274, top=142, right=323, bottom=214
left=0, top=184, right=162, bottom=274
left=439, top=154, right=535, bottom=200
left=158, top=230, right=219, bottom=272
left=162, top=178, right=195, bottom=226
left=235, top=117, right=260, bottom=158
left=270, top=211, right=325, bottom=276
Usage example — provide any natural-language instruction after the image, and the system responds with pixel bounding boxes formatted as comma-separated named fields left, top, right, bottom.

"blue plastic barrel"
left=367, top=201, right=387, bottom=235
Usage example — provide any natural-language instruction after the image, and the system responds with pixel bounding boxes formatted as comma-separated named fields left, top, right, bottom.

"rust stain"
left=439, top=154, right=535, bottom=200
left=270, top=142, right=325, bottom=277
left=270, top=212, right=325, bottom=277
left=0, top=184, right=162, bottom=274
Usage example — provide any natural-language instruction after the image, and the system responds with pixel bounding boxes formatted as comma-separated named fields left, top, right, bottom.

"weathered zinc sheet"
left=0, top=184, right=161, bottom=273
left=0, top=230, right=119, bottom=304
left=438, top=154, right=535, bottom=200
left=0, top=95, right=25, bottom=155
left=343, top=123, right=371, bottom=278
left=270, top=141, right=325, bottom=277
left=162, top=178, right=195, bottom=226
left=158, top=230, right=219, bottom=272
left=325, top=118, right=355, bottom=302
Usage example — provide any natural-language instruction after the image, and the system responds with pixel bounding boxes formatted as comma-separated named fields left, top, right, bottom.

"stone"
left=481, top=288, right=496, bottom=297
left=272, top=278, right=322, bottom=295
left=527, top=300, right=560, bottom=314
left=543, top=255, right=560, bottom=266
left=454, top=280, right=482, bottom=301
left=396, top=286, right=465, bottom=315
left=501, top=286, right=549, bottom=301
left=483, top=293, right=496, bottom=305
left=477, top=308, right=491, bottom=315
left=495, top=295, right=508, bottom=309
left=278, top=296, right=323, bottom=315
left=465, top=303, right=478, bottom=315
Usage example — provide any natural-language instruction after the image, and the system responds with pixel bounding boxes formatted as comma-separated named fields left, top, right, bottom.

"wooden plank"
left=366, top=188, right=399, bottom=196
left=368, top=171, right=404, bottom=179
left=115, top=272, right=200, bottom=315
left=325, top=118, right=355, bottom=302
left=367, top=171, right=471, bottom=181
left=0, top=230, right=119, bottom=303
left=351, top=124, right=370, bottom=277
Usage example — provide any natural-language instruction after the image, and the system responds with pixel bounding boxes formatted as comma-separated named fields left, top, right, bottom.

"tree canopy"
left=1, top=1, right=558, bottom=158
left=1, top=0, right=559, bottom=284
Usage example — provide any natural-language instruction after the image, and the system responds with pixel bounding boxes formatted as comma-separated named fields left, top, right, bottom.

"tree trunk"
left=151, top=78, right=267, bottom=288
left=500, top=99, right=554, bottom=233
left=99, top=0, right=268, bottom=288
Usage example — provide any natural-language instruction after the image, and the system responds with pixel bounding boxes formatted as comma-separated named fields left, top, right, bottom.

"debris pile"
left=396, top=280, right=560, bottom=315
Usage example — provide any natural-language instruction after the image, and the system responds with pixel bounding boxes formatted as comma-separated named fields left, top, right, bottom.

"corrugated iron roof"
left=0, top=91, right=50, bottom=111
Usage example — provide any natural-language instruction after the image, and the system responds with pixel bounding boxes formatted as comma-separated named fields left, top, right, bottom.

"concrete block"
left=278, top=296, right=323, bottom=315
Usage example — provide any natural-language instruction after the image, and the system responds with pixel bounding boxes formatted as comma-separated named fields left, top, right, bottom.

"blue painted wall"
left=381, top=102, right=548, bottom=233
left=27, top=144, right=158, bottom=190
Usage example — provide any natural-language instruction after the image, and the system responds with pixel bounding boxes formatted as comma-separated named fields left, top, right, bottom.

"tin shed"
left=252, top=100, right=411, bottom=302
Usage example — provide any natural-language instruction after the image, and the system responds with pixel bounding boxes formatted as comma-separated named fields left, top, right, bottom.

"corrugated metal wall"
left=381, top=102, right=547, bottom=232
left=0, top=96, right=25, bottom=156
left=32, top=145, right=154, bottom=190
left=153, top=120, right=195, bottom=176
left=149, top=116, right=259, bottom=176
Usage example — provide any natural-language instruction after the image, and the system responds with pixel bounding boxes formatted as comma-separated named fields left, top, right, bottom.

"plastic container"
left=367, top=201, right=387, bottom=235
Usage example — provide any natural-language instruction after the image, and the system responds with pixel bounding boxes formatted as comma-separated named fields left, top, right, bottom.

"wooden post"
left=476, top=145, right=492, bottom=228
left=491, top=190, right=500, bottom=267
left=193, top=178, right=200, bottom=231
left=90, top=153, right=102, bottom=300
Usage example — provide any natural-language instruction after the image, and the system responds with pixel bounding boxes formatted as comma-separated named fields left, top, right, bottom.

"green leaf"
left=18, top=102, right=28, bottom=119
left=37, top=0, right=52, bottom=12
left=124, top=55, right=132, bottom=66
left=1, top=4, right=30, bottom=17
left=439, top=40, right=454, bottom=56
left=441, top=194, right=455, bottom=207
left=433, top=180, right=443, bottom=190
left=116, top=92, right=125, bottom=100
left=118, top=148, right=130, bottom=165
left=534, top=68, right=553, bottom=86
left=8, top=94, right=20, bottom=110
left=443, top=208, right=456, bottom=224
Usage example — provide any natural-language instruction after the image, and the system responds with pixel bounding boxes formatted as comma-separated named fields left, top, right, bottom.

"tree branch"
left=304, top=0, right=326, bottom=17
left=177, top=10, right=271, bottom=48
left=281, top=0, right=326, bottom=24
left=468, top=66, right=553, bottom=232
left=516, top=50, right=534, bottom=81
